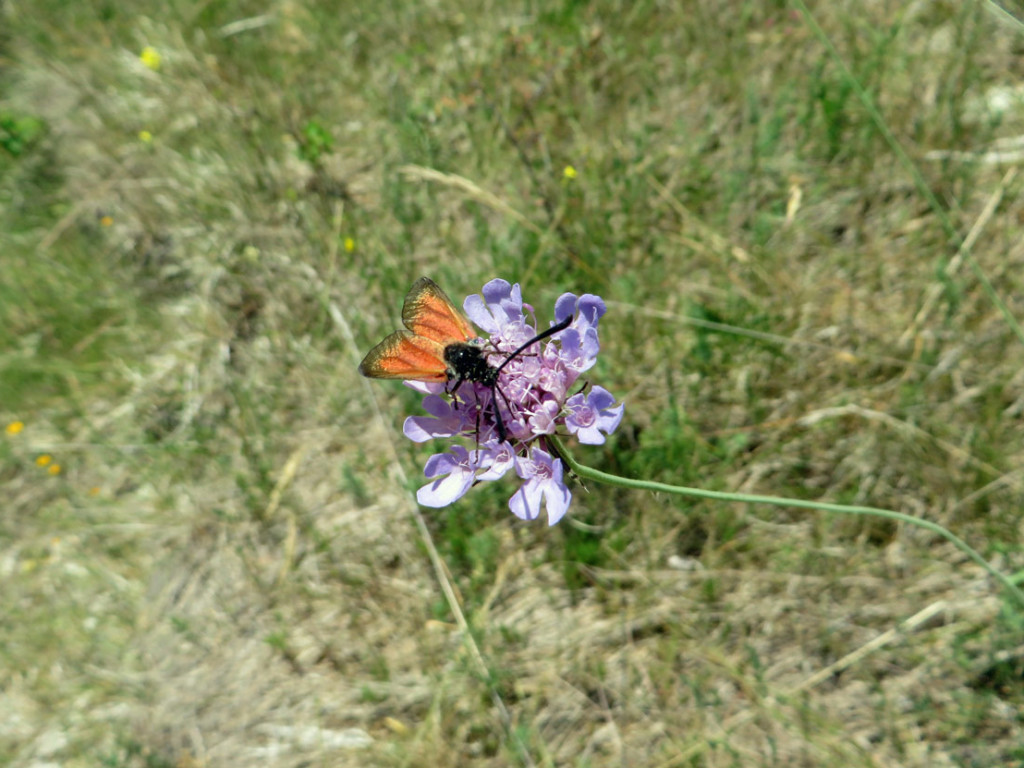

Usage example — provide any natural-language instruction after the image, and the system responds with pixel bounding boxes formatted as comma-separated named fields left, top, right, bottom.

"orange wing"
left=358, top=330, right=449, bottom=381
left=401, top=277, right=477, bottom=344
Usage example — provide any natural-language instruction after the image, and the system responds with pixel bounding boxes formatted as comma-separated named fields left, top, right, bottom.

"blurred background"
left=2, top=1, right=1023, bottom=765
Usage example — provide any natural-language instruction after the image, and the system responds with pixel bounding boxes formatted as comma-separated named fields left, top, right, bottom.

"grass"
left=2, top=1, right=1024, bottom=766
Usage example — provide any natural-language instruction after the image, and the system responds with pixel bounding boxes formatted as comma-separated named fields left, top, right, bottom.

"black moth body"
left=441, top=315, right=573, bottom=443
left=443, top=342, right=499, bottom=389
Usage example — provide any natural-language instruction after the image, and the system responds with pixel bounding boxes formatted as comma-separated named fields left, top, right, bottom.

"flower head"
left=405, top=279, right=623, bottom=524
left=140, top=46, right=162, bottom=71
left=509, top=448, right=571, bottom=525
left=565, top=386, right=624, bottom=445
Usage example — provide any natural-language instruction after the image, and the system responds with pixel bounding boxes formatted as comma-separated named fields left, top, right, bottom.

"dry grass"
left=2, top=1, right=1023, bottom=766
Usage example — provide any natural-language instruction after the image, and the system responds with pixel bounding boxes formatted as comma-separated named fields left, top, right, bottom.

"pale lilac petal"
left=509, top=448, right=572, bottom=525
left=509, top=479, right=544, bottom=521
left=575, top=294, right=606, bottom=328
left=595, top=404, right=624, bottom=437
left=477, top=441, right=515, bottom=481
left=557, top=328, right=600, bottom=376
left=565, top=387, right=624, bottom=444
left=403, top=395, right=467, bottom=442
left=580, top=328, right=601, bottom=360
left=482, top=279, right=524, bottom=324
left=554, top=292, right=605, bottom=332
left=404, top=380, right=447, bottom=395
left=536, top=354, right=569, bottom=398
left=492, top=319, right=533, bottom=351
left=585, top=385, right=617, bottom=411
left=403, top=417, right=438, bottom=443
left=553, top=292, right=577, bottom=324
left=463, top=293, right=501, bottom=334
left=527, top=399, right=560, bottom=436
left=540, top=478, right=571, bottom=525
left=417, top=473, right=473, bottom=507
left=570, top=420, right=604, bottom=445
left=464, top=279, right=526, bottom=333
left=416, top=447, right=479, bottom=507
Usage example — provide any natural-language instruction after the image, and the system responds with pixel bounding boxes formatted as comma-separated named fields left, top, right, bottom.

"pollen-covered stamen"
left=526, top=399, right=560, bottom=436
left=536, top=356, right=568, bottom=400
left=529, top=455, right=554, bottom=481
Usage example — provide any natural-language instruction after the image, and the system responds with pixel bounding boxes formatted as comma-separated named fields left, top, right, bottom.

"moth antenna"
left=495, top=314, right=573, bottom=375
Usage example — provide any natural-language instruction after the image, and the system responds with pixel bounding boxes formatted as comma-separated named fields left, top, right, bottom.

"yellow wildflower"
left=36, top=455, right=52, bottom=467
left=5, top=421, right=24, bottom=436
left=344, top=237, right=356, bottom=253
left=140, top=46, right=161, bottom=71
left=99, top=215, right=114, bottom=227
left=563, top=165, right=577, bottom=180
left=48, top=464, right=61, bottom=476
left=138, top=130, right=153, bottom=143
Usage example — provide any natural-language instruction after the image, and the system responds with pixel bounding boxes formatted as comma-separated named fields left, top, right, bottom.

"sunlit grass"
left=2, top=1, right=1023, bottom=766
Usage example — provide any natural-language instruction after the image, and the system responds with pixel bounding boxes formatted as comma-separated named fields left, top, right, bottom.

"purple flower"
left=407, top=279, right=624, bottom=523
left=416, top=445, right=486, bottom=507
left=509, top=448, right=571, bottom=525
left=403, top=395, right=465, bottom=442
left=565, top=386, right=624, bottom=445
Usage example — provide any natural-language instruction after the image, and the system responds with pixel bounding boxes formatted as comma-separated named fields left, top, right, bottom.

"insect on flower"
left=359, top=277, right=570, bottom=443
left=360, top=277, right=624, bottom=524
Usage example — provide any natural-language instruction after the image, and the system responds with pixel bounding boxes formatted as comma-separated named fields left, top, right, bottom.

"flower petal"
left=416, top=447, right=478, bottom=507
left=403, top=395, right=470, bottom=442
left=417, top=474, right=473, bottom=507
left=477, top=441, right=514, bottom=481
left=540, top=477, right=571, bottom=526
left=508, top=477, right=544, bottom=521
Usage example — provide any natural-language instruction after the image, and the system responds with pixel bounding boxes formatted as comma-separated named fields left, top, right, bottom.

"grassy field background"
left=3, top=1, right=1024, bottom=766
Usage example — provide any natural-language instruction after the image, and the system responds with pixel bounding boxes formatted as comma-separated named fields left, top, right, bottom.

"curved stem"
left=551, top=437, right=1024, bottom=610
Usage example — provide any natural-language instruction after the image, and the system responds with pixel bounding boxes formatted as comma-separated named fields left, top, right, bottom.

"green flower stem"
left=551, top=437, right=1024, bottom=610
